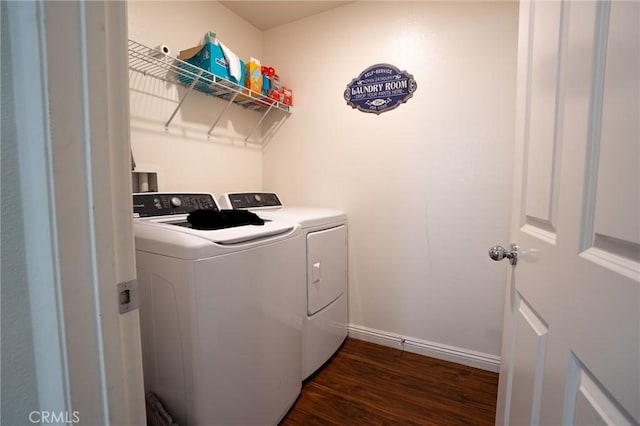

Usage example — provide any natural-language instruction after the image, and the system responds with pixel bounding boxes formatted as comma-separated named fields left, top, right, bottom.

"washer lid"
left=133, top=218, right=299, bottom=259
left=136, top=216, right=296, bottom=244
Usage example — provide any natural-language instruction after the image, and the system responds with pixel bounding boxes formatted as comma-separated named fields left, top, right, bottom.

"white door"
left=495, top=1, right=639, bottom=425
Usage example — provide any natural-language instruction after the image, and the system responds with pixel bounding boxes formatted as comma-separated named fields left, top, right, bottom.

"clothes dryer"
left=220, top=192, right=348, bottom=379
left=133, top=193, right=304, bottom=425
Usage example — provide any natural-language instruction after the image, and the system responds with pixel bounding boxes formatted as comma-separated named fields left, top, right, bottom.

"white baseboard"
left=348, top=324, right=500, bottom=373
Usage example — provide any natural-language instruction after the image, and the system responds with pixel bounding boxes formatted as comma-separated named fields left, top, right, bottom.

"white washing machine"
left=220, top=192, right=348, bottom=380
left=132, top=192, right=304, bottom=425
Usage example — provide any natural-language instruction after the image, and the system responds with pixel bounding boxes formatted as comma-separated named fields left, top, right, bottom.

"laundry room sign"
left=344, top=64, right=417, bottom=114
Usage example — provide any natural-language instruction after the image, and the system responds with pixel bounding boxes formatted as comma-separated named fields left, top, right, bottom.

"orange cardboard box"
left=245, top=58, right=262, bottom=94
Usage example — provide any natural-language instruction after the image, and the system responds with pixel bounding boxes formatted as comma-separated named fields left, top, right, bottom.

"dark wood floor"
left=281, top=338, right=499, bottom=425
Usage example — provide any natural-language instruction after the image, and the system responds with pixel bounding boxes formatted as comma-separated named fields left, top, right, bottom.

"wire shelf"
left=128, top=39, right=291, bottom=141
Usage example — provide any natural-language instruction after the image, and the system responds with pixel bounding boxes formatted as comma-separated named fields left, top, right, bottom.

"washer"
left=132, top=192, right=304, bottom=425
left=220, top=192, right=348, bottom=380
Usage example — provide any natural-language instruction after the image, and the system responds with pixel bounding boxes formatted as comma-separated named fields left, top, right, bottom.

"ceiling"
left=219, top=1, right=352, bottom=31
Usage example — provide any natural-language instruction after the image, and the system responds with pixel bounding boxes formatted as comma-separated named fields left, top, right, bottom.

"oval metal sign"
left=344, top=64, right=417, bottom=114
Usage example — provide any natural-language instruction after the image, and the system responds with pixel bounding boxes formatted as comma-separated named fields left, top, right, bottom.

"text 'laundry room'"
left=2, top=1, right=638, bottom=425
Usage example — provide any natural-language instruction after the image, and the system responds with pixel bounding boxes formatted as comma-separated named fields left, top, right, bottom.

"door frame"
left=6, top=0, right=145, bottom=423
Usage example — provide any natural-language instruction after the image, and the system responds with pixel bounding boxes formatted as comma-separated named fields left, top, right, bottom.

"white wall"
left=127, top=1, right=519, bottom=361
left=262, top=1, right=518, bottom=358
left=127, top=1, right=267, bottom=194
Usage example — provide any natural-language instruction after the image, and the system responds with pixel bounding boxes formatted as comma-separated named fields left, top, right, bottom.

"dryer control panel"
left=225, top=192, right=283, bottom=209
left=133, top=193, right=218, bottom=217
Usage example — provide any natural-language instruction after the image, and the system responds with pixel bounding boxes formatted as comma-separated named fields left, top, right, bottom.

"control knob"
left=170, top=197, right=182, bottom=207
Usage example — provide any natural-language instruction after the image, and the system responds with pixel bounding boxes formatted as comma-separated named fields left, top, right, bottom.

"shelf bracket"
left=207, top=92, right=239, bottom=137
left=245, top=103, right=275, bottom=145
left=165, top=69, right=203, bottom=129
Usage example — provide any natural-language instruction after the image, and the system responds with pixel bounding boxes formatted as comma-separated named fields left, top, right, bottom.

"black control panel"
left=226, top=192, right=282, bottom=209
left=133, top=193, right=218, bottom=217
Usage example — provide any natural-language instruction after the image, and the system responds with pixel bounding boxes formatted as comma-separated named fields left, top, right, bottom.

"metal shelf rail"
left=127, top=39, right=291, bottom=142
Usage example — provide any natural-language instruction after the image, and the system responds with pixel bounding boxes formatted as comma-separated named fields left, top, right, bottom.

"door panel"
left=496, top=1, right=639, bottom=425
left=506, top=294, right=548, bottom=426
left=582, top=0, right=640, bottom=275
left=564, top=354, right=634, bottom=426
left=592, top=1, right=639, bottom=249
left=523, top=0, right=564, bottom=234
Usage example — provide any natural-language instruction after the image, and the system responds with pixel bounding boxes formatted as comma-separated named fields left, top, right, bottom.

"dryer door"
left=307, top=225, right=348, bottom=315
